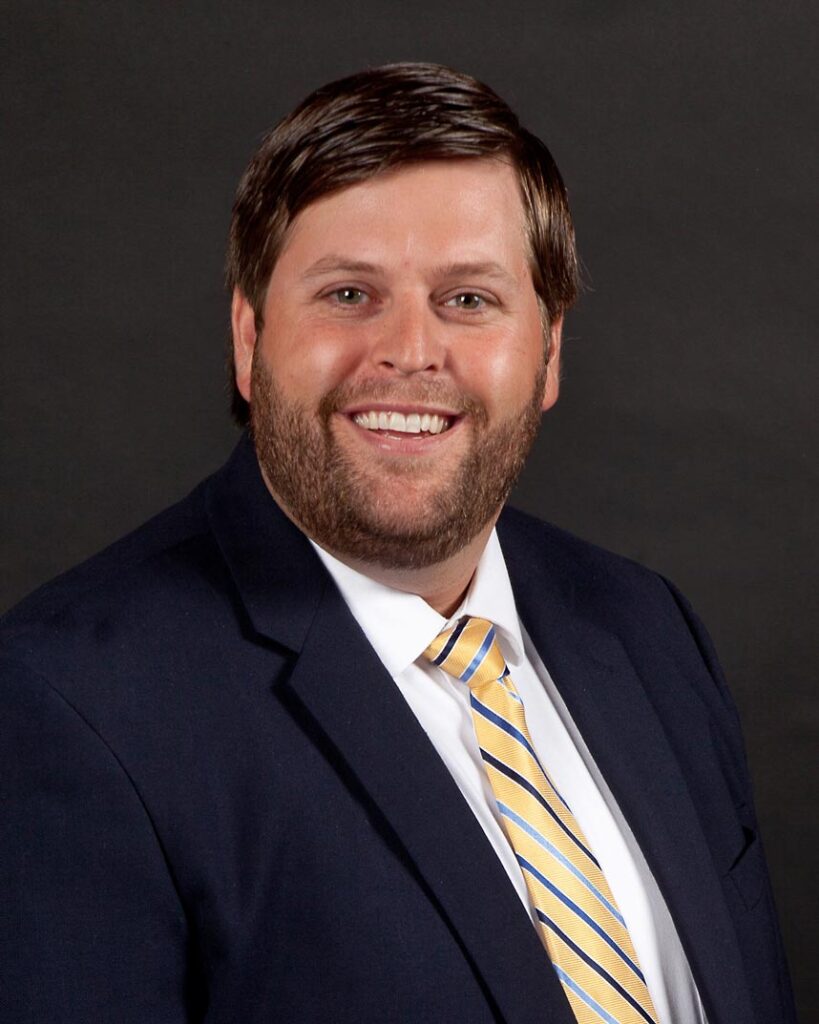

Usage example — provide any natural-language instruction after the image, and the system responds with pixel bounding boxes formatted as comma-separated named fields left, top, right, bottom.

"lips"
left=351, top=410, right=453, bottom=435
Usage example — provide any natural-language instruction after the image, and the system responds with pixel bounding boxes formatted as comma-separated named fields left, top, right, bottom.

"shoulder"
left=0, top=476, right=229, bottom=682
left=497, top=504, right=669, bottom=608
left=498, top=503, right=702, bottom=648
left=498, top=505, right=741, bottom=723
left=0, top=464, right=283, bottom=805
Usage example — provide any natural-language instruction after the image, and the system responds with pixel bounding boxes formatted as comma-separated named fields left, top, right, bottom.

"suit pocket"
left=725, top=826, right=765, bottom=911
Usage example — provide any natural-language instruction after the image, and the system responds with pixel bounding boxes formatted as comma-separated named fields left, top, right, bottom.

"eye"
left=330, top=287, right=369, bottom=305
left=445, top=292, right=488, bottom=311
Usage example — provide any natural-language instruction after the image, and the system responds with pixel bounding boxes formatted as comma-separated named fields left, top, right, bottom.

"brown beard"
left=249, top=350, right=545, bottom=570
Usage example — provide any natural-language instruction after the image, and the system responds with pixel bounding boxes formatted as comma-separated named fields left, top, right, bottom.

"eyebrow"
left=301, top=255, right=517, bottom=284
left=302, top=257, right=380, bottom=279
left=433, top=261, right=517, bottom=284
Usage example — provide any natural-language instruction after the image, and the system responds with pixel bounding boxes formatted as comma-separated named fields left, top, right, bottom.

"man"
left=0, top=63, right=795, bottom=1023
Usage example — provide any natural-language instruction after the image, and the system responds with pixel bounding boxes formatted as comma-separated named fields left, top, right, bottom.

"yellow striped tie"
left=424, top=616, right=659, bottom=1024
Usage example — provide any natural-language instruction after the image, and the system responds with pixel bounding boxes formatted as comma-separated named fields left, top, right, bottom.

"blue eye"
left=333, top=287, right=368, bottom=305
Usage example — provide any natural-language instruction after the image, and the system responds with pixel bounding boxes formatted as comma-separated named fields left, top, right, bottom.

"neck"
left=326, top=520, right=497, bottom=617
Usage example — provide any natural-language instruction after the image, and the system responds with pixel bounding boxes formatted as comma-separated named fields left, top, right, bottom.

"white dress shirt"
left=311, top=530, right=708, bottom=1024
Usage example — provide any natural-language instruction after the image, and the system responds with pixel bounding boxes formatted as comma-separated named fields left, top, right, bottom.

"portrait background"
left=2, top=1, right=816, bottom=1013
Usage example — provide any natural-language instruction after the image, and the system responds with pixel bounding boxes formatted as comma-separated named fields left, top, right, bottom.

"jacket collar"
left=205, top=432, right=330, bottom=652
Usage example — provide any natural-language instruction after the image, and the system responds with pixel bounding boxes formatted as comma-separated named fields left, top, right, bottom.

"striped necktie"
left=423, top=616, right=659, bottom=1024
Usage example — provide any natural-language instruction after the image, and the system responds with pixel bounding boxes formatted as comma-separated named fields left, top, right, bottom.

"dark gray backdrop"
left=2, top=0, right=816, bottom=1014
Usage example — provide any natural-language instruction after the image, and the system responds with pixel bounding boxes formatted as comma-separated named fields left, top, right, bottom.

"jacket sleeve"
left=0, top=656, right=193, bottom=1023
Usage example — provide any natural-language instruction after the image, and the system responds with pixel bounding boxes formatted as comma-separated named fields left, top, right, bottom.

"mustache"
left=318, top=378, right=487, bottom=420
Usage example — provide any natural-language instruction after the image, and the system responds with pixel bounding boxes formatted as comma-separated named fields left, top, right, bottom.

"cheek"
left=463, top=327, right=543, bottom=404
left=262, top=317, right=366, bottom=396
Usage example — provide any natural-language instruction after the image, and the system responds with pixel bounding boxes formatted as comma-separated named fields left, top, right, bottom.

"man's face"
left=232, top=158, right=561, bottom=569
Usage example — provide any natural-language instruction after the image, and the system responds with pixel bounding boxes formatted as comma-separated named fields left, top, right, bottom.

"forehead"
left=275, top=158, right=530, bottom=276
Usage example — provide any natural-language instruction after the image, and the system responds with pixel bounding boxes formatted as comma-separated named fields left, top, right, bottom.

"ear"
left=231, top=287, right=258, bottom=403
left=541, top=315, right=563, bottom=412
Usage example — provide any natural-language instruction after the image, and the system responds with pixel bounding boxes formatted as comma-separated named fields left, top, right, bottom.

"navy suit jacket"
left=1, top=435, right=796, bottom=1023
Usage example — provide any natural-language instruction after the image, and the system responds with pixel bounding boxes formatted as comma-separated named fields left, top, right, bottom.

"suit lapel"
left=285, top=581, right=576, bottom=1024
left=500, top=514, right=755, bottom=1024
left=207, top=437, right=576, bottom=1024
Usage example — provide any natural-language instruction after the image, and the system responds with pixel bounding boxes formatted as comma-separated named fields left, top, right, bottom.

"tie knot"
left=423, top=616, right=508, bottom=689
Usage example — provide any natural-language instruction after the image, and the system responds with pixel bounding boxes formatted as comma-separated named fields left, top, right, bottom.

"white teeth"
left=352, top=410, right=452, bottom=435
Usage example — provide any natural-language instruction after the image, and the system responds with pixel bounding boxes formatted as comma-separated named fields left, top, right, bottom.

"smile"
left=351, top=411, right=453, bottom=435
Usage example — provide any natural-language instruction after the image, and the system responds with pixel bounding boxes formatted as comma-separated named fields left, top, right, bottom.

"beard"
left=249, top=351, right=545, bottom=570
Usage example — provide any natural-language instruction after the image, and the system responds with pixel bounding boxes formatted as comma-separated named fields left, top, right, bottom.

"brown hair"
left=226, top=62, right=579, bottom=425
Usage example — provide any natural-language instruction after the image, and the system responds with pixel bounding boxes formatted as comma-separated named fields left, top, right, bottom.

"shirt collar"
left=309, top=529, right=525, bottom=676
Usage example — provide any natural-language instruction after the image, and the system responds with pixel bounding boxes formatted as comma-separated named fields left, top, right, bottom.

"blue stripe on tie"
left=473, top=697, right=572, bottom=815
left=498, top=667, right=523, bottom=702
left=517, top=855, right=646, bottom=983
left=470, top=695, right=540, bottom=761
left=539, top=770, right=572, bottom=814
left=497, top=802, right=624, bottom=925
left=432, top=618, right=468, bottom=665
left=537, top=910, right=656, bottom=1024
left=480, top=749, right=600, bottom=867
left=480, top=725, right=571, bottom=815
left=460, top=625, right=496, bottom=683
left=551, top=964, right=621, bottom=1024
left=472, top=700, right=575, bottom=817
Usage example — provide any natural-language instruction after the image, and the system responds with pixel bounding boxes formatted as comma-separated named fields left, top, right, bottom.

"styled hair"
left=226, top=62, right=579, bottom=425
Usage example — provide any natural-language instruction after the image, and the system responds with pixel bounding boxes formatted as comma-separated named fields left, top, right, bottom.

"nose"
left=369, top=295, right=446, bottom=375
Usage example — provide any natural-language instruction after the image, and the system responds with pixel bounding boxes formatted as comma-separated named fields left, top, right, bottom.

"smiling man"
left=0, top=64, right=795, bottom=1024
left=233, top=158, right=556, bottom=610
